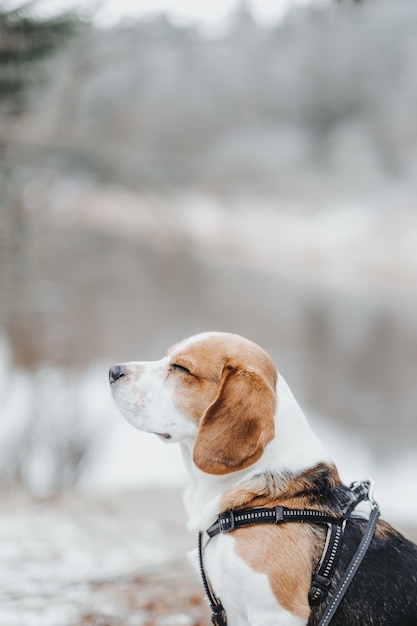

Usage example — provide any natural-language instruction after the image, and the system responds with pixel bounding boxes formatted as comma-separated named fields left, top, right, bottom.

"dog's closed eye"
left=170, top=362, right=193, bottom=376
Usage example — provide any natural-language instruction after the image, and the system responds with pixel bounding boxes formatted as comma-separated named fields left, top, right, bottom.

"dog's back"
left=309, top=519, right=417, bottom=626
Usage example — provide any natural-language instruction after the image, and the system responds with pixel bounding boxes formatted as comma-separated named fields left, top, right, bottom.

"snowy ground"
left=0, top=488, right=209, bottom=626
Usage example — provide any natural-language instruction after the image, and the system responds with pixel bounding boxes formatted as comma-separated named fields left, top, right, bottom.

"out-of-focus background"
left=0, top=0, right=416, bottom=624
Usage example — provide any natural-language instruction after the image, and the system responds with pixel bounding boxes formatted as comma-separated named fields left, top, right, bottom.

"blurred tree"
left=0, top=2, right=82, bottom=115
left=0, top=2, right=85, bottom=368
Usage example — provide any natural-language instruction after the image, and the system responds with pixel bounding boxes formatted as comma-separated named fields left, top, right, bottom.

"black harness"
left=198, top=479, right=380, bottom=626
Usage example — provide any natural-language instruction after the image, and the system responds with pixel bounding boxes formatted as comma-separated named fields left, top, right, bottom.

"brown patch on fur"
left=234, top=522, right=323, bottom=619
left=220, top=463, right=344, bottom=617
left=167, top=367, right=222, bottom=427
left=168, top=333, right=277, bottom=475
left=220, top=463, right=343, bottom=514
left=375, top=519, right=397, bottom=540
left=169, top=333, right=277, bottom=424
left=193, top=366, right=276, bottom=475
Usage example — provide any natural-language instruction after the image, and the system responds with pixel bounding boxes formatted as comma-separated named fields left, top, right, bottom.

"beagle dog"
left=109, top=331, right=417, bottom=626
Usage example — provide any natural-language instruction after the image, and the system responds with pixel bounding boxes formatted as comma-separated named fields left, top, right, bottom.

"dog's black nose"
left=109, top=364, right=125, bottom=383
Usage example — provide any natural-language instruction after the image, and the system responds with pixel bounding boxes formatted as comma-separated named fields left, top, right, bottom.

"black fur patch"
left=308, top=518, right=417, bottom=626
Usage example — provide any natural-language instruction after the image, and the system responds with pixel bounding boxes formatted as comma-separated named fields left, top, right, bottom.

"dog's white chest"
left=203, top=534, right=307, bottom=626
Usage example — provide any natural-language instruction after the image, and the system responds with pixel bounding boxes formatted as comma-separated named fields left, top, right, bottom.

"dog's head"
left=109, top=332, right=277, bottom=475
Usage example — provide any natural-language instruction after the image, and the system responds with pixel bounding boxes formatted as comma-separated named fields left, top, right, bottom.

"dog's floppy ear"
left=193, top=365, right=276, bottom=475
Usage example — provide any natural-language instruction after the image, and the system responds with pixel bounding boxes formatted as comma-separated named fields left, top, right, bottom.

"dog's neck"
left=180, top=375, right=332, bottom=531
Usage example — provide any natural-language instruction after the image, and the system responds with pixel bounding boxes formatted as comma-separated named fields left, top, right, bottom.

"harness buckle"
left=219, top=510, right=235, bottom=533
left=365, top=476, right=377, bottom=507
left=309, top=573, right=332, bottom=603
left=275, top=505, right=284, bottom=522
left=351, top=476, right=377, bottom=509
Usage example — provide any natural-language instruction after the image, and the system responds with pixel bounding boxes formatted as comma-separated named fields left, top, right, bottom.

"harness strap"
left=309, top=521, right=345, bottom=603
left=207, top=505, right=342, bottom=538
left=198, top=531, right=227, bottom=626
left=206, top=480, right=372, bottom=539
left=317, top=502, right=380, bottom=626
